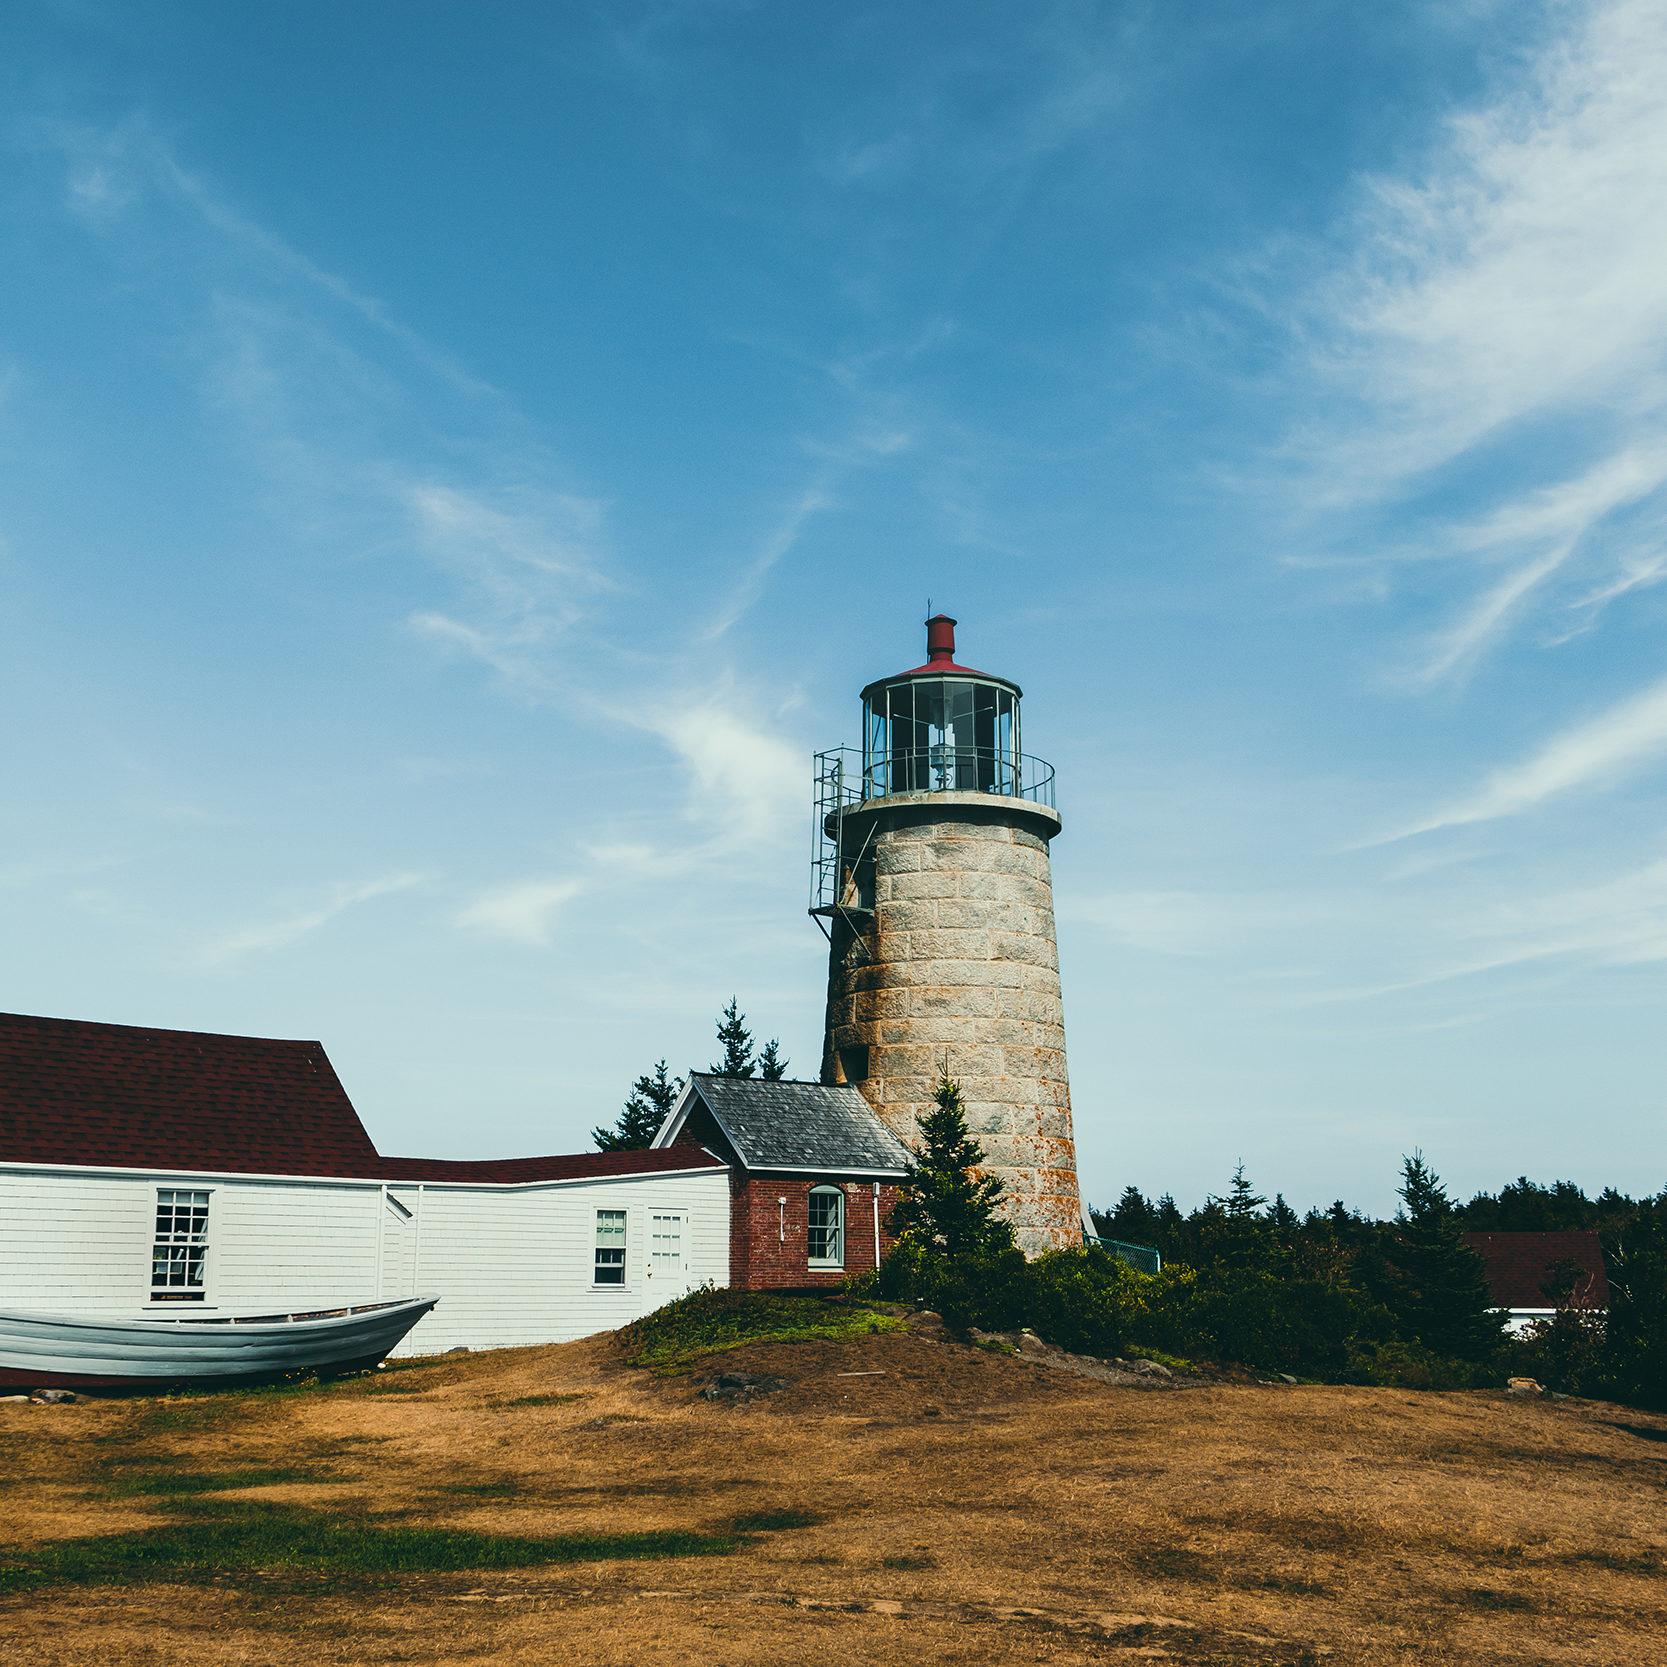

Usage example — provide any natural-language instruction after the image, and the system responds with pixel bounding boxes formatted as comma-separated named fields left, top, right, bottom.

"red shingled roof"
left=1463, top=1230, right=1609, bottom=1311
left=0, top=1011, right=723, bottom=1184
left=379, top=1149, right=724, bottom=1184
left=0, top=1011, right=381, bottom=1178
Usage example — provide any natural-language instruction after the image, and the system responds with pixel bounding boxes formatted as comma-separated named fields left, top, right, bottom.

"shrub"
left=1145, top=1262, right=1376, bottom=1377
left=1023, top=1247, right=1154, bottom=1358
left=1510, top=1308, right=1609, bottom=1397
left=1345, top=1340, right=1489, bottom=1390
left=927, top=1247, right=1032, bottom=1335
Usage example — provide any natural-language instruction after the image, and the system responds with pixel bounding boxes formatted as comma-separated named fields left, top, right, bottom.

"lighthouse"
left=812, top=614, right=1082, bottom=1255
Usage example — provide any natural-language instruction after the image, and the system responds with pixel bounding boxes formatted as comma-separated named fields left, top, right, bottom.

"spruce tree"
left=1390, top=1152, right=1503, bottom=1362
left=710, top=999, right=756, bottom=1078
left=757, top=1037, right=789, bottom=1080
left=1104, top=1185, right=1160, bottom=1247
left=592, top=1061, right=683, bottom=1152
left=1605, top=1195, right=1667, bottom=1409
left=888, top=1074, right=1013, bottom=1261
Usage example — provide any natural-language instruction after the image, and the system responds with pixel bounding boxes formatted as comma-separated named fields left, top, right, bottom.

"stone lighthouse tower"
left=812, top=614, right=1081, bottom=1254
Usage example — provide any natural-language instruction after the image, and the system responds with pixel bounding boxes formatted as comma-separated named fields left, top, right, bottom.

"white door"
left=648, top=1212, right=688, bottom=1296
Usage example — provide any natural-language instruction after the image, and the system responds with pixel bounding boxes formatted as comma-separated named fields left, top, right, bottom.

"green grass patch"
left=1127, top=1348, right=1195, bottom=1375
left=0, top=1502, right=745, bottom=1594
left=103, top=1468, right=320, bottom=1499
left=500, top=1393, right=584, bottom=1407
left=619, top=1288, right=904, bottom=1375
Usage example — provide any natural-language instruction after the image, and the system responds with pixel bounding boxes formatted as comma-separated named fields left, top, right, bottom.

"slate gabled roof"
left=680, top=1072, right=911, bottom=1174
left=0, top=1011, right=382, bottom=1178
left=1463, top=1230, right=1610, bottom=1311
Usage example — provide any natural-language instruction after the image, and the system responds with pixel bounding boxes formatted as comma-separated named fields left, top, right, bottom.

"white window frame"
left=593, top=1207, right=628, bottom=1288
left=150, top=1186, right=212, bottom=1303
left=807, top=1185, right=845, bottom=1269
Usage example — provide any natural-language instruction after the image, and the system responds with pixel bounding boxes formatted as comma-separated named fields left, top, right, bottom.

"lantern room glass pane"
left=863, top=676, right=1020, bottom=800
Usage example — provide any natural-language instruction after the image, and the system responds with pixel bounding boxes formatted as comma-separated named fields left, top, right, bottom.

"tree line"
left=1095, top=1172, right=1650, bottom=1258
left=871, top=1076, right=1667, bottom=1411
left=592, top=999, right=788, bottom=1152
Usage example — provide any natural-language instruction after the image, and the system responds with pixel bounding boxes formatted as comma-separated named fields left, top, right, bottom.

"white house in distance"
left=0, top=1012, right=908, bottom=1355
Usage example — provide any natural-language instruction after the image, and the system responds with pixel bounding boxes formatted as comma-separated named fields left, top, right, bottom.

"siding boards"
left=0, top=1164, right=730, bottom=1355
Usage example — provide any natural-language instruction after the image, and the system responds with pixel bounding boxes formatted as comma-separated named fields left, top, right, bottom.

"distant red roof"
left=379, top=1148, right=724, bottom=1184
left=1463, top=1230, right=1610, bottom=1311
left=0, top=1011, right=724, bottom=1185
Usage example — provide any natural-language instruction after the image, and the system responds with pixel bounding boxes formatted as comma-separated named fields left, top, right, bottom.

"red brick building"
left=655, top=1073, right=910, bottom=1290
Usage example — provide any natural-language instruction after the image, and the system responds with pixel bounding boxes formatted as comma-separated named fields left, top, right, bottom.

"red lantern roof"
left=859, top=614, right=1022, bottom=701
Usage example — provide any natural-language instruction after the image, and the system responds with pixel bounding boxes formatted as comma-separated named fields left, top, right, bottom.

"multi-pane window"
left=151, top=1188, right=210, bottom=1301
left=807, top=1187, right=844, bottom=1267
left=594, top=1209, right=627, bottom=1285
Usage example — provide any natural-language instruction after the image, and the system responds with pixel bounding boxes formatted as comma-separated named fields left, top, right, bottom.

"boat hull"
left=0, top=1297, right=438, bottom=1391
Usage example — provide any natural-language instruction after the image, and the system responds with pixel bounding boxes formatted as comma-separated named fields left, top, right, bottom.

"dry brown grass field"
left=2, top=1317, right=1664, bottom=1665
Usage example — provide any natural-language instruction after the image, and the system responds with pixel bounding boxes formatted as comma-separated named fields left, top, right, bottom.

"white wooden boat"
left=0, top=1296, right=438, bottom=1391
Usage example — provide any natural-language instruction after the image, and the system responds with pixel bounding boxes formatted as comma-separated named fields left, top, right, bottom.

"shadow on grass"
left=729, top=1508, right=823, bottom=1533
left=102, top=1468, right=323, bottom=1499
left=0, top=1500, right=752, bottom=1594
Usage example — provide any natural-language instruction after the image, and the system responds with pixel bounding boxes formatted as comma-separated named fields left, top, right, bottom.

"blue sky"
left=4, top=1, right=1665, bottom=1213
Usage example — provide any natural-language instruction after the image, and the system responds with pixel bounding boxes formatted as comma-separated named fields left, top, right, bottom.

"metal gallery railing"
left=811, top=745, right=1057, bottom=912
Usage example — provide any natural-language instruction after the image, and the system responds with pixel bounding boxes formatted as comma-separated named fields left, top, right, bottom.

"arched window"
left=807, top=1186, right=845, bottom=1268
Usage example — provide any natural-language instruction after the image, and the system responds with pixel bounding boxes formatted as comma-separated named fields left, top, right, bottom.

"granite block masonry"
left=813, top=614, right=1083, bottom=1256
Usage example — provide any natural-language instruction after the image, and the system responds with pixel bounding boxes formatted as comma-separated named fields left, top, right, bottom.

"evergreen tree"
left=592, top=1060, right=683, bottom=1152
left=710, top=998, right=756, bottom=1078
left=1153, top=1193, right=1184, bottom=1240
left=757, top=1037, right=789, bottom=1080
left=1389, top=1153, right=1503, bottom=1362
left=1102, top=1185, right=1160, bottom=1247
left=1198, top=1165, right=1266, bottom=1271
left=1604, top=1194, right=1667, bottom=1409
left=888, top=1074, right=1014, bottom=1261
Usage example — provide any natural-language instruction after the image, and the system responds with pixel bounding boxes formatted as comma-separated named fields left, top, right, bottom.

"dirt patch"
left=667, top=1325, right=1079, bottom=1419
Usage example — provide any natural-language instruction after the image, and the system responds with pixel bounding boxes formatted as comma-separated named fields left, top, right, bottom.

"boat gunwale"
left=0, top=1295, right=438, bottom=1340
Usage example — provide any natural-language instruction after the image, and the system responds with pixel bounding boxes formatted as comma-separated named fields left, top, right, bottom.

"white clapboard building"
left=0, top=1012, right=734, bottom=1355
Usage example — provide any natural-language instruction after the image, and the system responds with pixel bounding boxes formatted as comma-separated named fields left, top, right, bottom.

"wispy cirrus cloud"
left=44, top=117, right=620, bottom=707
left=645, top=693, right=804, bottom=849
left=194, top=872, right=425, bottom=969
left=454, top=877, right=586, bottom=947
left=1309, top=851, right=1667, bottom=1004
left=401, top=479, right=610, bottom=691
left=1381, top=673, right=1667, bottom=842
left=1281, top=0, right=1667, bottom=688
left=51, top=116, right=498, bottom=402
left=699, top=484, right=834, bottom=643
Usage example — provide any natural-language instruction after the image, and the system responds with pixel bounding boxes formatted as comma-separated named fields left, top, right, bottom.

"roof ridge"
left=0, top=1010, right=324, bottom=1048
left=689, top=1069, right=862, bottom=1090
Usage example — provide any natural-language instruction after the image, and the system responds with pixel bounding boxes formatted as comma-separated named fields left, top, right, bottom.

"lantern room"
left=859, top=614, right=1023, bottom=797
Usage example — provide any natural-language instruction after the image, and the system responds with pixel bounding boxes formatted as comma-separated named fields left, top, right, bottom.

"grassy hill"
left=2, top=1299, right=1663, bottom=1665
